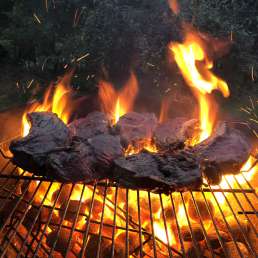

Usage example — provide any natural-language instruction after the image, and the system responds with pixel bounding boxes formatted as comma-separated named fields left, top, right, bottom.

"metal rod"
left=180, top=192, right=201, bottom=258
left=96, top=183, right=108, bottom=258
left=110, top=187, right=118, bottom=258
left=170, top=194, right=186, bottom=257
left=159, top=194, right=173, bottom=258
left=65, top=184, right=86, bottom=258
left=208, top=185, right=246, bottom=258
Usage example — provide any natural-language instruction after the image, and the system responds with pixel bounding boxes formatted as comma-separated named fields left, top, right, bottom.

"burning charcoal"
left=154, top=118, right=198, bottom=150
left=192, top=122, right=252, bottom=185
left=102, top=218, right=115, bottom=238
left=164, top=207, right=176, bottom=222
left=99, top=243, right=124, bottom=258
left=51, top=184, right=73, bottom=205
left=202, top=249, right=221, bottom=258
left=113, top=150, right=202, bottom=193
left=84, top=235, right=111, bottom=258
left=181, top=224, right=204, bottom=242
left=187, top=198, right=214, bottom=222
left=140, top=196, right=160, bottom=214
left=10, top=112, right=70, bottom=174
left=115, top=231, right=140, bottom=255
left=220, top=241, right=249, bottom=257
left=68, top=111, right=111, bottom=139
left=0, top=198, right=28, bottom=226
left=215, top=215, right=250, bottom=243
left=59, top=200, right=87, bottom=222
left=85, top=198, right=104, bottom=219
left=22, top=206, right=40, bottom=232
left=46, top=134, right=122, bottom=182
left=206, top=230, right=230, bottom=249
left=46, top=228, right=79, bottom=254
left=183, top=242, right=204, bottom=258
left=114, top=112, right=158, bottom=148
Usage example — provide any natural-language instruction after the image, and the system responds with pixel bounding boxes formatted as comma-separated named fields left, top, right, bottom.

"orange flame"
left=168, top=0, right=180, bottom=15
left=169, top=30, right=230, bottom=144
left=98, top=73, right=138, bottom=125
left=21, top=72, right=73, bottom=137
left=159, top=95, right=170, bottom=123
left=125, top=139, right=158, bottom=156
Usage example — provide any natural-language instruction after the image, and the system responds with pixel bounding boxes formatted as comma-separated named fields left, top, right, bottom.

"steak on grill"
left=193, top=122, right=252, bottom=184
left=113, top=150, right=202, bottom=193
left=9, top=112, right=70, bottom=175
left=46, top=134, right=123, bottom=182
left=154, top=117, right=198, bottom=150
left=114, top=112, right=158, bottom=148
left=68, top=111, right=110, bottom=139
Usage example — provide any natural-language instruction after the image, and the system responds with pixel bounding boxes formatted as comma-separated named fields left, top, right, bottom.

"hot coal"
left=68, top=111, right=110, bottom=139
left=9, top=112, right=70, bottom=175
left=193, top=122, right=252, bottom=185
left=154, top=117, right=198, bottom=150
left=46, top=134, right=123, bottom=182
left=113, top=150, right=202, bottom=193
left=114, top=112, right=158, bottom=148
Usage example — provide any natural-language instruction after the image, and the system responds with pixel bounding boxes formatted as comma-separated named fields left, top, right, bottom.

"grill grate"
left=0, top=142, right=257, bottom=258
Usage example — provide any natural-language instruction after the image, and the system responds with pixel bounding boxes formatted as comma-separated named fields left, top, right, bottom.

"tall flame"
left=170, top=31, right=230, bottom=143
left=21, top=72, right=73, bottom=137
left=98, top=73, right=138, bottom=125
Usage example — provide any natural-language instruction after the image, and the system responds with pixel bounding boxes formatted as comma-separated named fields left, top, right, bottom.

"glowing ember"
left=98, top=73, right=138, bottom=125
left=170, top=30, right=230, bottom=144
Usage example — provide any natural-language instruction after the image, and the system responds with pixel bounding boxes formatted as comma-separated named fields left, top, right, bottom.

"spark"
left=230, top=30, right=233, bottom=42
left=33, top=13, right=41, bottom=24
left=240, top=107, right=251, bottom=115
left=249, top=118, right=258, bottom=124
left=147, top=62, right=155, bottom=67
left=73, top=8, right=79, bottom=27
left=251, top=66, right=255, bottom=81
left=73, top=8, right=85, bottom=27
left=76, top=53, right=90, bottom=62
left=27, top=79, right=34, bottom=89
left=45, top=0, right=48, bottom=12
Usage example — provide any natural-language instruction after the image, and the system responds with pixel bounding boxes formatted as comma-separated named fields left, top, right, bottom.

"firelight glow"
left=170, top=31, right=230, bottom=143
left=98, top=72, right=138, bottom=125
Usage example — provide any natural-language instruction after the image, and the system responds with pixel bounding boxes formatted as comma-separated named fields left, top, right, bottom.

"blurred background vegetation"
left=0, top=0, right=257, bottom=118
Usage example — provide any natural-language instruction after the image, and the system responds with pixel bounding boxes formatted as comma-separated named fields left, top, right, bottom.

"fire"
left=170, top=30, right=230, bottom=144
left=21, top=72, right=73, bottom=137
left=98, top=73, right=138, bottom=125
left=125, top=139, right=158, bottom=156
left=220, top=154, right=258, bottom=188
left=153, top=221, right=176, bottom=246
left=168, top=0, right=180, bottom=15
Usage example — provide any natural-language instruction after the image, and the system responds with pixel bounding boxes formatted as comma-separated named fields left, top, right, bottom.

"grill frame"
left=0, top=141, right=257, bottom=258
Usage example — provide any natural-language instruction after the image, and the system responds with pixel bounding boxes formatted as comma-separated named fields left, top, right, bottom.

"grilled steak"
left=193, top=122, right=252, bottom=184
left=154, top=117, right=198, bottom=150
left=113, top=150, right=202, bottom=193
left=10, top=112, right=70, bottom=175
left=46, top=134, right=123, bottom=182
left=114, top=112, right=158, bottom=148
left=68, top=111, right=110, bottom=139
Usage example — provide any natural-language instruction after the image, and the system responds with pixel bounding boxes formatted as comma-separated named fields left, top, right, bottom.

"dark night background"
left=0, top=0, right=257, bottom=121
